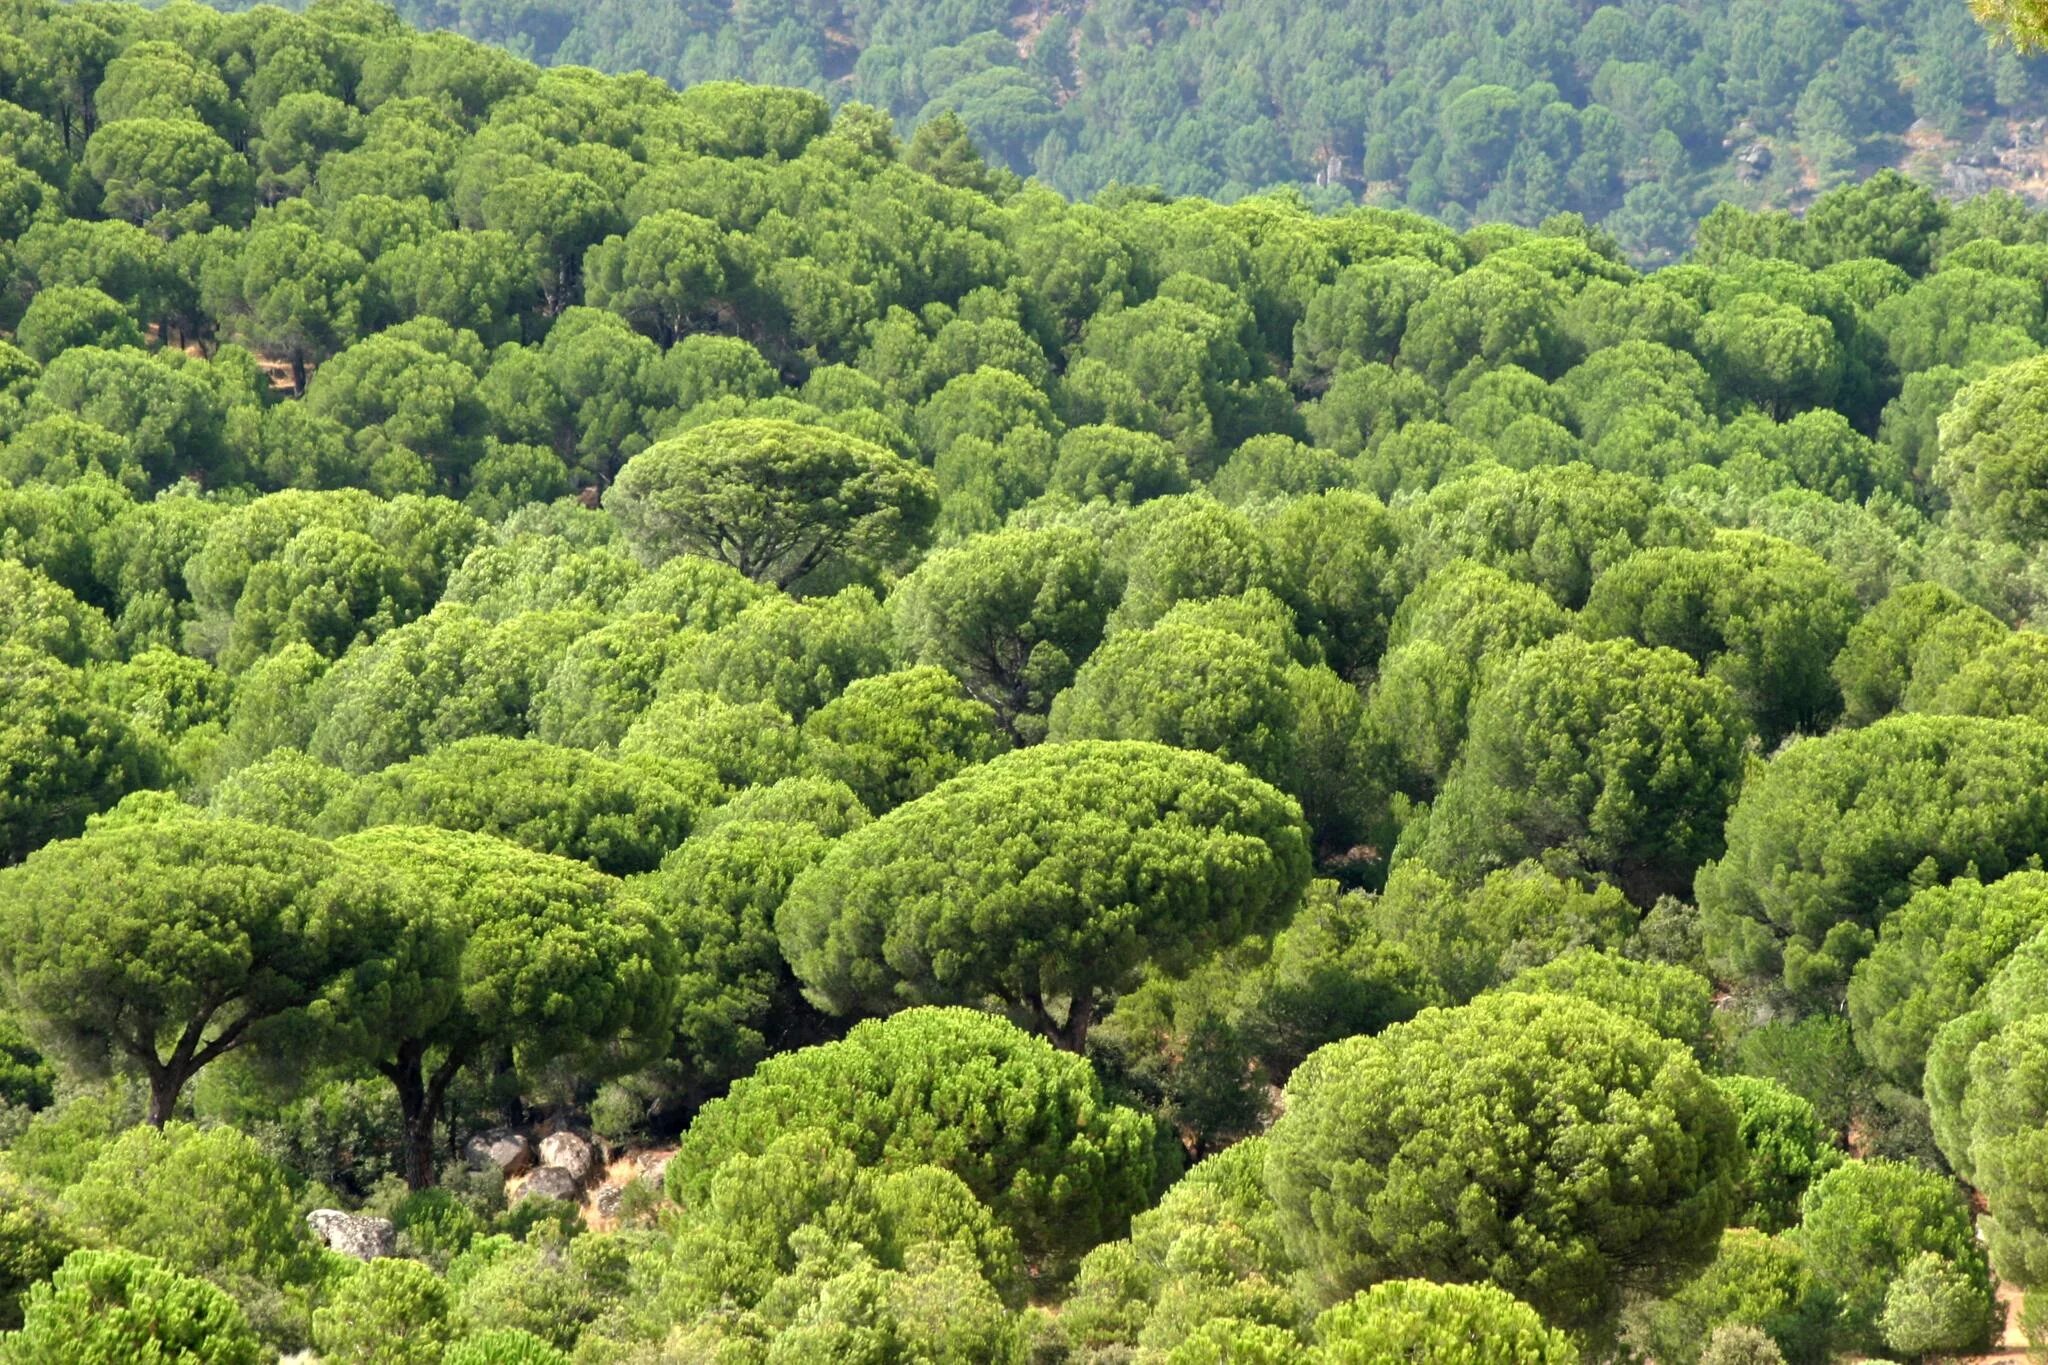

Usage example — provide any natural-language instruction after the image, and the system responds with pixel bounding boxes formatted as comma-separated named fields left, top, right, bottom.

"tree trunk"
left=386, top=1058, right=436, bottom=1191
left=381, top=1046, right=466, bottom=1190
left=1057, top=991, right=1096, bottom=1054
left=1026, top=989, right=1096, bottom=1054
left=290, top=350, right=307, bottom=398
left=146, top=1067, right=185, bottom=1127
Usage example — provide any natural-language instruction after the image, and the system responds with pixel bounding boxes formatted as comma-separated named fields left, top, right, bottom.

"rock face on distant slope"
left=465, top=1128, right=534, bottom=1175
left=521, top=1166, right=582, bottom=1202
left=307, top=1209, right=396, bottom=1261
left=539, top=1131, right=596, bottom=1183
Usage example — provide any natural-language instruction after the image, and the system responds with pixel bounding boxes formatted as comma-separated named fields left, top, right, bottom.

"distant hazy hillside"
left=201, top=0, right=2048, bottom=257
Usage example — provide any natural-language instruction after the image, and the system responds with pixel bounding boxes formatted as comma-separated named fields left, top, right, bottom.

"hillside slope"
left=210, top=0, right=2048, bottom=258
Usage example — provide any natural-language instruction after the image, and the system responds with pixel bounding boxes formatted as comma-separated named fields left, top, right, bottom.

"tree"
left=1110, top=495, right=1277, bottom=632
left=778, top=741, right=1312, bottom=1051
left=479, top=169, right=618, bottom=314
left=1626, top=1229, right=1835, bottom=1365
left=889, top=525, right=1116, bottom=742
left=606, top=418, right=937, bottom=590
left=1049, top=621, right=1298, bottom=793
left=14, top=286, right=142, bottom=364
left=1266, top=992, right=1742, bottom=1322
left=58, top=1123, right=314, bottom=1298
left=321, top=736, right=715, bottom=876
left=207, top=223, right=367, bottom=395
left=1579, top=533, right=1858, bottom=744
left=1880, top=1250, right=1997, bottom=1360
left=324, top=826, right=675, bottom=1189
left=0, top=819, right=391, bottom=1125
left=1830, top=582, right=2005, bottom=726
left=666, top=586, right=893, bottom=721
left=1423, top=635, right=1749, bottom=902
left=668, top=1007, right=1163, bottom=1263
left=1309, top=1280, right=1578, bottom=1363
left=1368, top=560, right=1572, bottom=798
left=801, top=666, right=1009, bottom=813
left=1713, top=1076, right=1844, bottom=1235
left=311, top=1249, right=454, bottom=1364
left=1700, top=294, right=1842, bottom=419
left=5, top=1249, right=260, bottom=1365
left=1398, top=259, right=1570, bottom=385
left=1847, top=870, right=2048, bottom=1089
left=1794, top=1160, right=1993, bottom=1353
left=1403, top=463, right=1676, bottom=609
left=1292, top=258, right=1452, bottom=385
left=1496, top=949, right=1715, bottom=1054
left=441, top=1333, right=569, bottom=1365
left=1934, top=354, right=2048, bottom=542
left=1062, top=1135, right=1300, bottom=1356
left=1260, top=490, right=1403, bottom=679
left=582, top=210, right=726, bottom=345
left=1049, top=424, right=1189, bottom=505
left=1368, top=860, right=1636, bottom=1004
left=1699, top=715, right=2048, bottom=1004
left=82, top=118, right=253, bottom=236
left=1922, top=956, right=2048, bottom=1293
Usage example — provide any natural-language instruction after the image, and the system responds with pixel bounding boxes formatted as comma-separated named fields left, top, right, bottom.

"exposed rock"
left=521, top=1165, right=581, bottom=1203
left=306, top=1209, right=395, bottom=1261
left=538, top=1130, right=595, bottom=1184
left=637, top=1151, right=672, bottom=1190
left=464, top=1128, right=533, bottom=1175
left=592, top=1185, right=624, bottom=1221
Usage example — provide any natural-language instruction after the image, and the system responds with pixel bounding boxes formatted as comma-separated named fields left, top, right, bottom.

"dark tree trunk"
left=381, top=1045, right=467, bottom=1190
left=146, top=1067, right=185, bottom=1127
left=1026, top=989, right=1096, bottom=1054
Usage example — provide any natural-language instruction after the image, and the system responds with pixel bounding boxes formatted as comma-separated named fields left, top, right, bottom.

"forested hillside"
left=9, top=0, right=2048, bottom=1360
left=197, top=0, right=2048, bottom=259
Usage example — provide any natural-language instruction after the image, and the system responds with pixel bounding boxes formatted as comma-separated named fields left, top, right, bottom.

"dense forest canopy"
left=5, top=0, right=2048, bottom=1360
left=190, top=0, right=2048, bottom=260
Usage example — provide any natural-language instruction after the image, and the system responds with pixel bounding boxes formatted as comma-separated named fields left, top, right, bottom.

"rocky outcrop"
left=306, top=1209, right=396, bottom=1261
left=464, top=1128, right=534, bottom=1176
left=538, top=1131, right=596, bottom=1184
left=521, top=1165, right=581, bottom=1202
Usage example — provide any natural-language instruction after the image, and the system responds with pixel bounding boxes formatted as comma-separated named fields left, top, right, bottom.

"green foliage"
left=0, top=819, right=391, bottom=1123
left=1062, top=1137, right=1301, bottom=1357
left=1368, top=860, right=1636, bottom=1003
left=668, top=1007, right=1164, bottom=1263
left=801, top=666, right=1009, bottom=813
left=1848, top=869, right=2048, bottom=1089
left=1700, top=715, right=2048, bottom=1003
left=778, top=740, right=1311, bottom=1049
left=440, top=1331, right=569, bottom=1365
left=321, top=736, right=714, bottom=875
left=1794, top=1159, right=1993, bottom=1353
left=1830, top=582, right=2006, bottom=726
left=1714, top=1076, right=1843, bottom=1235
left=1267, top=992, right=1742, bottom=1323
left=1422, top=635, right=1748, bottom=901
left=313, top=1265, right=453, bottom=1362
left=4, top=1248, right=261, bottom=1365
left=59, top=1123, right=311, bottom=1285
left=1310, top=1279, right=1577, bottom=1363
left=889, top=525, right=1114, bottom=743
left=1880, top=1250, right=1997, bottom=1360
left=606, top=418, right=938, bottom=590
left=0, top=645, right=159, bottom=863
left=1626, top=1229, right=1835, bottom=1365
left=1496, top=949, right=1715, bottom=1054
left=1579, top=533, right=1857, bottom=743
left=0, top=1176, right=75, bottom=1331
